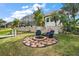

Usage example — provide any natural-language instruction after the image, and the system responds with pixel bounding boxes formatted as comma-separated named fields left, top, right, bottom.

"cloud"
left=33, top=4, right=41, bottom=10
left=11, top=4, right=46, bottom=19
left=11, top=9, right=33, bottom=19
left=32, top=3, right=46, bottom=11
left=3, top=17, right=14, bottom=22
left=4, top=9, right=33, bottom=22
left=22, top=5, right=29, bottom=9
left=4, top=3, right=46, bottom=22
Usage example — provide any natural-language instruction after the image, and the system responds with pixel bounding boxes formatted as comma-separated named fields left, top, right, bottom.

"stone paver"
left=23, top=36, right=57, bottom=48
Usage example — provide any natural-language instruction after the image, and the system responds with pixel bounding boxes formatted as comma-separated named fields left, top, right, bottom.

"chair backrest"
left=36, top=30, right=41, bottom=36
left=46, top=30, right=54, bottom=38
left=50, top=30, right=54, bottom=34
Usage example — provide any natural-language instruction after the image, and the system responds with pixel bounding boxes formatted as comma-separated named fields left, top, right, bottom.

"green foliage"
left=62, top=3, right=79, bottom=19
left=0, top=19, right=6, bottom=28
left=33, top=7, right=44, bottom=26
left=51, top=11, right=60, bottom=26
left=61, top=4, right=79, bottom=33
left=0, top=28, right=12, bottom=35
left=11, top=18, right=20, bottom=29
left=0, top=19, right=6, bottom=23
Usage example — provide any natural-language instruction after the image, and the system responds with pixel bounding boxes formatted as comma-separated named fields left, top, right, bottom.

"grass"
left=0, top=28, right=12, bottom=35
left=0, top=28, right=79, bottom=56
left=54, top=34, right=79, bottom=56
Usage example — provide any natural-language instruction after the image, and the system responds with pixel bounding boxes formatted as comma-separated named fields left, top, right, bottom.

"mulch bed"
left=22, top=36, right=57, bottom=48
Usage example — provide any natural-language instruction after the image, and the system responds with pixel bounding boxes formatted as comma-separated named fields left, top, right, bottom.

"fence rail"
left=0, top=35, right=14, bottom=39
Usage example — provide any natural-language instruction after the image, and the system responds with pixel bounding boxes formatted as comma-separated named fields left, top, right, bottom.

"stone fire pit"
left=23, top=36, right=57, bottom=48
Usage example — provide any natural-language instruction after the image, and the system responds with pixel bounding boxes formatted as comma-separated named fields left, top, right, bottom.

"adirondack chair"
left=35, top=30, right=42, bottom=38
left=46, top=30, right=54, bottom=38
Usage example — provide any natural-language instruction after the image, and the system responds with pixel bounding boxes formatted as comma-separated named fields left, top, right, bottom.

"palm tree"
left=51, top=10, right=67, bottom=27
left=51, top=10, right=69, bottom=33
left=11, top=18, right=20, bottom=36
left=33, top=7, right=44, bottom=27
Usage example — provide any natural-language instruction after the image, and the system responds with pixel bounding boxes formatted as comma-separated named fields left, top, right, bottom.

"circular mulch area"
left=23, top=36, right=57, bottom=48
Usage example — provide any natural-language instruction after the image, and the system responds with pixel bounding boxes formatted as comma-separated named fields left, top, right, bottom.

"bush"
left=72, top=27, right=79, bottom=35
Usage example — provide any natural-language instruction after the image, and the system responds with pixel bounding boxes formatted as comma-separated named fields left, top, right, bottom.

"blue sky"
left=0, top=3, right=63, bottom=22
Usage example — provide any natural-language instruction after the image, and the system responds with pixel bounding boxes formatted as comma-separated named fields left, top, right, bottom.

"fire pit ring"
left=33, top=36, right=47, bottom=41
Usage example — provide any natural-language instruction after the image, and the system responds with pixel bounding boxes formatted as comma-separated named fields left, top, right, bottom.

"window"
left=46, top=17, right=49, bottom=22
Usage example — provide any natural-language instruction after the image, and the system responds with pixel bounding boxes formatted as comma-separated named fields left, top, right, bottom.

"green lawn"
left=0, top=28, right=12, bottom=35
left=0, top=28, right=79, bottom=56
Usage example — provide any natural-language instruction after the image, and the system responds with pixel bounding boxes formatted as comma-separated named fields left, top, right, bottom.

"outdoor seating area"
left=23, top=29, right=57, bottom=48
left=23, top=37, right=57, bottom=48
left=0, top=3, right=79, bottom=56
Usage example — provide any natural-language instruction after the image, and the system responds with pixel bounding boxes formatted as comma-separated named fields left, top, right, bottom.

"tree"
left=62, top=3, right=79, bottom=20
left=51, top=10, right=69, bottom=32
left=0, top=19, right=3, bottom=23
left=33, top=7, right=44, bottom=26
left=51, top=10, right=67, bottom=27
left=61, top=3, right=79, bottom=32
left=0, top=19, right=6, bottom=28
left=11, top=18, right=20, bottom=36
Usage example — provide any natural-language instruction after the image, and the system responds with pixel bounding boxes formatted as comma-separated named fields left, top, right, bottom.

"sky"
left=0, top=3, right=63, bottom=22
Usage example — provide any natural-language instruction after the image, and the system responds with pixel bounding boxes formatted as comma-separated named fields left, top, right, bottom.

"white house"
left=20, top=12, right=63, bottom=34
left=44, top=14, right=63, bottom=34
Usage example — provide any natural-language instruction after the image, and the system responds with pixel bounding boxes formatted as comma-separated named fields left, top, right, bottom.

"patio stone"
left=31, top=43, right=37, bottom=48
left=23, top=36, right=57, bottom=48
left=25, top=42, right=31, bottom=46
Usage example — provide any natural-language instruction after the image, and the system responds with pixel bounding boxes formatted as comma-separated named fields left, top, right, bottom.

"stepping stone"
left=41, top=41, right=47, bottom=45
left=25, top=42, right=31, bottom=46
left=44, top=39, right=48, bottom=42
left=23, top=36, right=57, bottom=48
left=46, top=41, right=54, bottom=45
left=31, top=44, right=37, bottom=48
left=52, top=40, right=57, bottom=44
left=30, top=39, right=34, bottom=42
left=25, top=39, right=29, bottom=42
left=38, top=43, right=45, bottom=47
left=23, top=40, right=26, bottom=43
left=46, top=43, right=53, bottom=45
